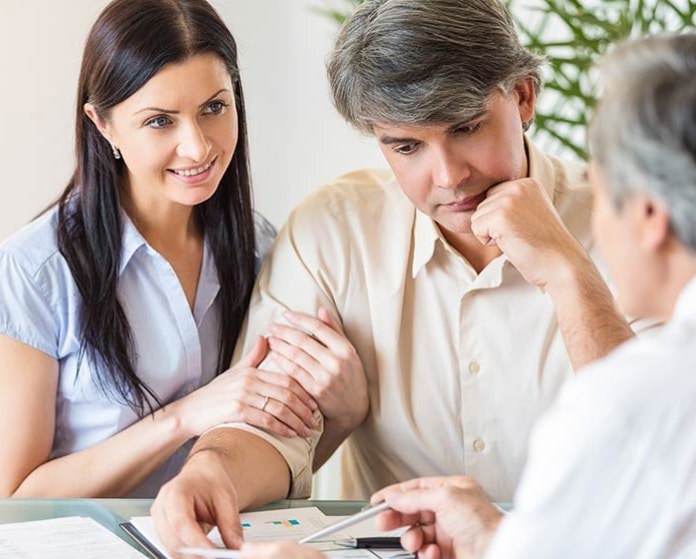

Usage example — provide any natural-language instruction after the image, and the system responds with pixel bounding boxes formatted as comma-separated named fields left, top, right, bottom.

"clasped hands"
left=169, top=306, right=368, bottom=441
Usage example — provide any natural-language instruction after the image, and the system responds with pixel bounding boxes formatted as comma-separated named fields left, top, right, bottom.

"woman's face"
left=86, top=53, right=238, bottom=213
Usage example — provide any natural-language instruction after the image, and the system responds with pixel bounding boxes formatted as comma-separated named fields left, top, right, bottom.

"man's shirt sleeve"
left=220, top=199, right=343, bottom=498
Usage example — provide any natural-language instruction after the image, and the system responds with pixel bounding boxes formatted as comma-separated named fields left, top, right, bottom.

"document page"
left=129, top=507, right=396, bottom=559
left=0, top=516, right=145, bottom=558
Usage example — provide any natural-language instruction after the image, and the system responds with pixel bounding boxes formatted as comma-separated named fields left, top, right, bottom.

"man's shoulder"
left=298, top=168, right=403, bottom=212
left=561, top=326, right=696, bottom=420
left=546, top=153, right=591, bottom=208
left=327, top=168, right=396, bottom=189
left=539, top=150, right=593, bottom=247
left=286, top=168, right=414, bottom=235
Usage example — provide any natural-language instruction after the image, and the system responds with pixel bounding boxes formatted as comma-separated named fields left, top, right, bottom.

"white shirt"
left=486, top=276, right=696, bottom=558
left=227, top=139, right=630, bottom=502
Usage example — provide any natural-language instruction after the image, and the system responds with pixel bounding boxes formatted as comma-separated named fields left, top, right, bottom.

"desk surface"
left=0, top=499, right=366, bottom=553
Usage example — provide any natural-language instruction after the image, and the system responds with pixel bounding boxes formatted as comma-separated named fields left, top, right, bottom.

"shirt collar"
left=410, top=136, right=556, bottom=278
left=672, top=274, right=696, bottom=323
left=118, top=212, right=220, bottom=318
left=526, top=135, right=557, bottom=201
left=119, top=212, right=148, bottom=276
left=411, top=208, right=441, bottom=277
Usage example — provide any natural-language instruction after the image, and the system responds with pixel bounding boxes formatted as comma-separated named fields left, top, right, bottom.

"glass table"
left=0, top=498, right=366, bottom=553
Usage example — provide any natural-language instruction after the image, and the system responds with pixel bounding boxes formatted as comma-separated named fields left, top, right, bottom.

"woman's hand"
left=266, top=308, right=369, bottom=432
left=171, top=337, right=319, bottom=439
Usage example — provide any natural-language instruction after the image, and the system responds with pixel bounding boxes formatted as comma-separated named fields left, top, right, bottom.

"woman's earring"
left=112, top=145, right=122, bottom=160
left=522, top=121, right=531, bottom=132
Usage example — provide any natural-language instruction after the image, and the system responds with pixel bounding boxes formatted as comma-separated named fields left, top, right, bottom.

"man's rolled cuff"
left=204, top=411, right=324, bottom=498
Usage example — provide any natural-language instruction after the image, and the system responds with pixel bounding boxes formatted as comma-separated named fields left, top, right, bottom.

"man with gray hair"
left=151, top=0, right=641, bottom=551
left=236, top=31, right=696, bottom=559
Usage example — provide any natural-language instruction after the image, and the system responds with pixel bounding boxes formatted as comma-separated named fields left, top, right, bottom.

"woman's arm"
left=0, top=335, right=317, bottom=497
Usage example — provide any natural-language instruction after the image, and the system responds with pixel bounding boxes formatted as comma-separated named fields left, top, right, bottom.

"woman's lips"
left=168, top=157, right=217, bottom=185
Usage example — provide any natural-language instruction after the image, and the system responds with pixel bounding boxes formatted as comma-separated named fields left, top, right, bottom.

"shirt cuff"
left=205, top=411, right=324, bottom=498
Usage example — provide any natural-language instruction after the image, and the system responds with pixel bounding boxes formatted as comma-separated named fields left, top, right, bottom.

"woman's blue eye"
left=204, top=101, right=227, bottom=115
left=146, top=116, right=171, bottom=129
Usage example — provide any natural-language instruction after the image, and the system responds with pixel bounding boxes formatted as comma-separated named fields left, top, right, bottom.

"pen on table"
left=297, top=501, right=392, bottom=544
left=335, top=536, right=403, bottom=549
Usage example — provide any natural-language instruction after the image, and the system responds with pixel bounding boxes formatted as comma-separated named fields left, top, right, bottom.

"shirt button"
left=473, top=438, right=485, bottom=452
left=469, top=361, right=481, bottom=375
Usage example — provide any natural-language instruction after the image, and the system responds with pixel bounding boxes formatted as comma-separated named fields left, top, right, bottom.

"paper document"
left=126, top=507, right=403, bottom=559
left=0, top=516, right=145, bottom=558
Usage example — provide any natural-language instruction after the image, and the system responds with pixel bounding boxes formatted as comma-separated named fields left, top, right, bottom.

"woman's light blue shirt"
left=0, top=206, right=273, bottom=497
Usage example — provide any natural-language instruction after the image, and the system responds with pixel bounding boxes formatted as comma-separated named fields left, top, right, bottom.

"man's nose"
left=432, top=149, right=471, bottom=189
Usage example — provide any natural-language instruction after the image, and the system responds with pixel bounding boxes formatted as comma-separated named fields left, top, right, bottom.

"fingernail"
left=283, top=311, right=297, bottom=321
left=268, top=324, right=279, bottom=333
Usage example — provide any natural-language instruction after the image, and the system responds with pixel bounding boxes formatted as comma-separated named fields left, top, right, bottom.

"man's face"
left=372, top=82, right=535, bottom=241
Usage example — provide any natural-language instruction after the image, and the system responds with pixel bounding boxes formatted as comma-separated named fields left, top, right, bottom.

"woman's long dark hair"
left=57, top=0, right=256, bottom=415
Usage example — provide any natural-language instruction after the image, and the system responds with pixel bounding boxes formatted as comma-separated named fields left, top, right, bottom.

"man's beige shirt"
left=228, top=140, right=595, bottom=503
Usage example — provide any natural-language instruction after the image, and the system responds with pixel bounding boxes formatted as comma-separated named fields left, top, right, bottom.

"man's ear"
left=512, top=78, right=536, bottom=125
left=638, top=196, right=671, bottom=252
left=84, top=103, right=114, bottom=144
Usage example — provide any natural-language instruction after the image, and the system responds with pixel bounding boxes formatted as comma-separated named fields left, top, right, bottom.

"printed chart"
left=129, top=507, right=401, bottom=559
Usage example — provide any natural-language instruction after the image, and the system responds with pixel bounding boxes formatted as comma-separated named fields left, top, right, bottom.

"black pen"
left=335, top=536, right=404, bottom=549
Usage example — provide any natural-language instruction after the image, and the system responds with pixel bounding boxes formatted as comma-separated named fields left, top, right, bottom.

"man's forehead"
left=372, top=112, right=489, bottom=139
left=371, top=93, right=499, bottom=139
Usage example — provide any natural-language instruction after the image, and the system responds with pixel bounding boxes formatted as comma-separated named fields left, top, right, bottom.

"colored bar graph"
left=265, top=519, right=300, bottom=527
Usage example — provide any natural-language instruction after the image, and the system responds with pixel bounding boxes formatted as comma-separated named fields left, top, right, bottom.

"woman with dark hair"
left=0, top=0, right=327, bottom=497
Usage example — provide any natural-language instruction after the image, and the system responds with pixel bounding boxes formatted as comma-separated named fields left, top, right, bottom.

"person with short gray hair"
left=360, top=32, right=696, bottom=559
left=590, top=34, right=696, bottom=255
left=328, top=0, right=544, bottom=132
left=236, top=31, right=696, bottom=559
left=151, top=0, right=644, bottom=552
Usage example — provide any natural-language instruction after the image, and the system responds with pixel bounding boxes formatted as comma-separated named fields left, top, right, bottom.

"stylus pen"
left=297, top=501, right=392, bottom=544
left=335, top=536, right=403, bottom=548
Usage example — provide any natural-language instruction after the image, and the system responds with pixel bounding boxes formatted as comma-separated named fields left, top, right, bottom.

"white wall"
left=0, top=0, right=385, bottom=241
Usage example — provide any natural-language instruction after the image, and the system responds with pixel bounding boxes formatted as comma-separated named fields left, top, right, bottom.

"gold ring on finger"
left=261, top=395, right=270, bottom=412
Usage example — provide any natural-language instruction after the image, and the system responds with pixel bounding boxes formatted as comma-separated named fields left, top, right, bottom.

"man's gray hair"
left=327, top=0, right=545, bottom=133
left=589, top=33, right=696, bottom=252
